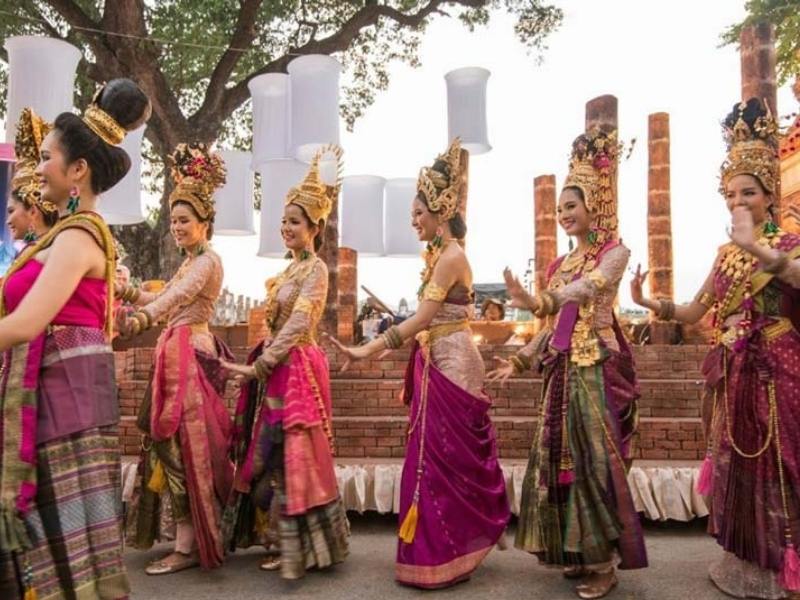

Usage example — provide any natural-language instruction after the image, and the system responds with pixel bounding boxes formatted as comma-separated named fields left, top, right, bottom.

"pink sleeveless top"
left=4, top=259, right=107, bottom=328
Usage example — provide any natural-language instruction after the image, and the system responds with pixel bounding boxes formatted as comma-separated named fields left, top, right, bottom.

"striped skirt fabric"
left=0, top=426, right=130, bottom=600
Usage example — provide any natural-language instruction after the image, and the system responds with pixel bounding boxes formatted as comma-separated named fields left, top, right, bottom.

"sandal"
left=575, top=569, right=618, bottom=599
left=259, top=556, right=281, bottom=571
left=145, top=551, right=199, bottom=576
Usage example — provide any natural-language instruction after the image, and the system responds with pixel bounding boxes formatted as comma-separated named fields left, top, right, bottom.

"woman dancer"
left=632, top=98, right=800, bottom=599
left=6, top=108, right=58, bottom=246
left=118, top=143, right=234, bottom=575
left=328, top=139, right=510, bottom=589
left=0, top=78, right=150, bottom=600
left=226, top=147, right=349, bottom=579
left=489, top=129, right=647, bottom=599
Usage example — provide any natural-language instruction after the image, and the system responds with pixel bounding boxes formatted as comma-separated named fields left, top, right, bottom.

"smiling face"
left=170, top=202, right=208, bottom=249
left=281, top=203, right=318, bottom=252
left=557, top=187, right=593, bottom=238
left=35, top=130, right=87, bottom=206
left=724, top=173, right=772, bottom=225
left=411, top=195, right=440, bottom=243
left=6, top=196, right=34, bottom=241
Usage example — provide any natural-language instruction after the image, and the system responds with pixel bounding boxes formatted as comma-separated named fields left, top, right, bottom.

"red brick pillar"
left=740, top=22, right=781, bottom=222
left=534, top=175, right=557, bottom=296
left=647, top=113, right=677, bottom=343
left=337, top=247, right=358, bottom=343
left=585, top=95, right=619, bottom=237
left=318, top=196, right=339, bottom=336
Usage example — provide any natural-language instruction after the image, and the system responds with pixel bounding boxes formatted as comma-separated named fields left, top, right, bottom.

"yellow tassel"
left=398, top=501, right=419, bottom=544
left=255, top=507, right=270, bottom=536
left=147, top=460, right=167, bottom=494
left=24, top=586, right=37, bottom=600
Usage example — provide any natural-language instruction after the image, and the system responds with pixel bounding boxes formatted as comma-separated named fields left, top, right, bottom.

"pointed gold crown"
left=416, top=138, right=463, bottom=221
left=563, top=128, right=621, bottom=237
left=285, top=144, right=343, bottom=226
left=719, top=99, right=780, bottom=195
left=168, top=143, right=227, bottom=221
left=11, top=107, right=58, bottom=216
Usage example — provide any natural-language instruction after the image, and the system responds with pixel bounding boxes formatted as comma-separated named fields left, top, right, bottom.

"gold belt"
left=417, top=320, right=470, bottom=346
left=189, top=323, right=209, bottom=334
left=720, top=317, right=794, bottom=348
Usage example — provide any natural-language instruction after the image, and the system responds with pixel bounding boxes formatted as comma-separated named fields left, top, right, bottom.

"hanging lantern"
left=98, top=125, right=146, bottom=224
left=248, top=74, right=290, bottom=166
left=256, top=159, right=308, bottom=257
left=214, top=150, right=255, bottom=235
left=340, top=175, right=385, bottom=256
left=384, top=177, right=423, bottom=257
left=288, top=54, right=341, bottom=162
left=444, top=66, right=491, bottom=155
left=4, top=36, right=81, bottom=142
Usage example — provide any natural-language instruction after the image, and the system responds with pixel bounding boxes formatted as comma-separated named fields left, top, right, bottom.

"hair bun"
left=95, top=78, right=150, bottom=132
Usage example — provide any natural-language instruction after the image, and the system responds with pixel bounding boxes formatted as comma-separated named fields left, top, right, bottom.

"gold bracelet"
left=253, top=358, right=271, bottom=382
left=657, top=299, right=675, bottom=321
left=509, top=356, right=525, bottom=375
left=131, top=310, right=151, bottom=331
left=535, top=291, right=556, bottom=318
left=694, top=291, right=715, bottom=309
left=383, top=325, right=403, bottom=349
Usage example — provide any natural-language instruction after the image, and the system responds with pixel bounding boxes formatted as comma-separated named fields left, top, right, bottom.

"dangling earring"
left=764, top=207, right=779, bottom=236
left=23, top=226, right=37, bottom=244
left=568, top=237, right=574, bottom=252
left=67, top=186, right=80, bottom=214
left=432, top=226, right=444, bottom=249
left=587, top=228, right=598, bottom=246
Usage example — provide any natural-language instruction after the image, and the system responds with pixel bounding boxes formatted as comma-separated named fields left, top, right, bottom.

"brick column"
left=740, top=22, right=781, bottom=222
left=337, top=247, right=358, bottom=343
left=585, top=95, right=619, bottom=236
left=318, top=196, right=339, bottom=336
left=647, top=113, right=677, bottom=344
left=534, top=175, right=557, bottom=295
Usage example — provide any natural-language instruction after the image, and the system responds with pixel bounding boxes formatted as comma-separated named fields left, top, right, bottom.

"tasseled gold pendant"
left=398, top=501, right=419, bottom=544
left=147, top=460, right=167, bottom=494
left=24, top=586, right=38, bottom=600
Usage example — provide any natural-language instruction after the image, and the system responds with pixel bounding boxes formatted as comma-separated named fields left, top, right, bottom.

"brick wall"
left=115, top=333, right=709, bottom=462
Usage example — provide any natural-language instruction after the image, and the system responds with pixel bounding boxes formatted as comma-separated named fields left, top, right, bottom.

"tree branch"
left=196, top=0, right=265, bottom=121
left=210, top=0, right=467, bottom=131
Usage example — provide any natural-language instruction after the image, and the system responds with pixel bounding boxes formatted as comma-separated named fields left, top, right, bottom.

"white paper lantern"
left=288, top=55, right=341, bottom=162
left=248, top=74, right=290, bottom=165
left=256, top=159, right=308, bottom=257
left=213, top=150, right=255, bottom=236
left=4, top=36, right=81, bottom=142
left=341, top=175, right=385, bottom=256
left=384, top=178, right=423, bottom=257
left=98, top=126, right=146, bottom=224
left=444, top=67, right=491, bottom=155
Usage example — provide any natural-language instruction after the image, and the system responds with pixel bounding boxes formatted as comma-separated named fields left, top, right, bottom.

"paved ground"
left=125, top=515, right=731, bottom=600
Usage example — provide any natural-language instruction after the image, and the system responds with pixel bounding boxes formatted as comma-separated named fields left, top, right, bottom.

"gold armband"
left=534, top=291, right=557, bottom=318
left=421, top=281, right=448, bottom=303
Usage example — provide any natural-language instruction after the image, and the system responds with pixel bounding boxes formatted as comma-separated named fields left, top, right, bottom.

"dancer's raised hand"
left=503, top=267, right=533, bottom=311
left=629, top=263, right=649, bottom=307
left=486, top=356, right=515, bottom=384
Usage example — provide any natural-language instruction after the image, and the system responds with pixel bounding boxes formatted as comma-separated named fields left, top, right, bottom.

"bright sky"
left=212, top=0, right=796, bottom=310
left=2, top=2, right=795, bottom=310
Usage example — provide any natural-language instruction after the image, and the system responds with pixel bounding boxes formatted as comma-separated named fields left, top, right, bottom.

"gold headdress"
left=719, top=99, right=780, bottom=195
left=81, top=85, right=126, bottom=146
left=562, top=128, right=621, bottom=237
left=416, top=138, right=463, bottom=221
left=285, top=144, right=343, bottom=226
left=168, top=143, right=227, bottom=220
left=11, top=107, right=58, bottom=216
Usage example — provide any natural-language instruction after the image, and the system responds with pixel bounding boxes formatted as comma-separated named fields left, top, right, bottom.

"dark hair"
left=171, top=200, right=215, bottom=240
left=10, top=189, right=60, bottom=227
left=53, top=78, right=149, bottom=194
left=481, top=298, right=505, bottom=320
left=283, top=203, right=324, bottom=258
left=723, top=97, right=769, bottom=135
left=563, top=185, right=586, bottom=204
